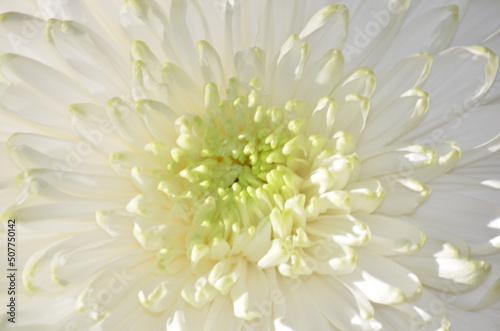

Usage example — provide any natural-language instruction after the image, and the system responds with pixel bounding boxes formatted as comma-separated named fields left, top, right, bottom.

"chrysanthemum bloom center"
left=127, top=74, right=387, bottom=310
left=169, top=86, right=360, bottom=258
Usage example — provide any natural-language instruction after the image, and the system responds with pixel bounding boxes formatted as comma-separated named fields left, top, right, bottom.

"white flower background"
left=0, top=0, right=500, bottom=330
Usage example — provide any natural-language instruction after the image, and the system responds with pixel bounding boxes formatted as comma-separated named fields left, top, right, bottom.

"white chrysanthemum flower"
left=1, top=0, right=500, bottom=330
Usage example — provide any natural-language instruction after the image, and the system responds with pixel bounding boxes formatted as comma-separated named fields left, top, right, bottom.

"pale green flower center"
left=163, top=85, right=358, bottom=266
left=127, top=76, right=387, bottom=310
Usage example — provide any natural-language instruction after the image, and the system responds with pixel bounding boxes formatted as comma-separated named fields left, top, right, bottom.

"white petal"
left=51, top=238, right=142, bottom=287
left=69, top=103, right=131, bottom=155
left=22, top=230, right=109, bottom=291
left=139, top=276, right=186, bottom=313
left=259, top=0, right=303, bottom=62
left=204, top=295, right=244, bottom=330
left=304, top=275, right=382, bottom=330
left=298, top=5, right=349, bottom=61
left=342, top=0, right=411, bottom=70
left=197, top=40, right=225, bottom=87
left=136, top=99, right=179, bottom=145
left=403, top=46, right=498, bottom=141
left=161, top=62, right=203, bottom=114
left=414, top=191, right=500, bottom=242
left=0, top=82, right=74, bottom=135
left=105, top=97, right=155, bottom=149
left=307, top=215, right=370, bottom=246
left=0, top=50, right=94, bottom=108
left=167, top=299, right=211, bottom=331
left=234, top=47, right=266, bottom=87
left=430, top=174, right=500, bottom=206
left=0, top=13, right=66, bottom=70
left=393, top=253, right=491, bottom=291
left=375, top=5, right=459, bottom=71
left=272, top=33, right=308, bottom=105
left=332, top=68, right=376, bottom=100
left=96, top=210, right=136, bottom=237
left=373, top=52, right=433, bottom=109
left=357, top=214, right=425, bottom=255
left=376, top=178, right=430, bottom=216
left=39, top=0, right=130, bottom=53
left=360, top=89, right=429, bottom=149
left=451, top=0, right=500, bottom=47
left=0, top=1, right=38, bottom=14
left=274, top=276, right=332, bottom=330
left=16, top=168, right=135, bottom=202
left=447, top=306, right=500, bottom=331
left=166, top=0, right=199, bottom=78
left=296, top=50, right=344, bottom=104
left=120, top=0, right=169, bottom=60
left=7, top=133, right=113, bottom=175
left=332, top=94, right=370, bottom=139
left=230, top=262, right=269, bottom=321
left=340, top=252, right=422, bottom=305
left=46, top=19, right=130, bottom=100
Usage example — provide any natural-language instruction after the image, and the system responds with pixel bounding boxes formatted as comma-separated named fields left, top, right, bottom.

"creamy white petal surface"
left=1, top=1, right=499, bottom=330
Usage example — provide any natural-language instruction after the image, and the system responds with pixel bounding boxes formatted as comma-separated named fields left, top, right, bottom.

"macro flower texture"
left=1, top=0, right=500, bottom=330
